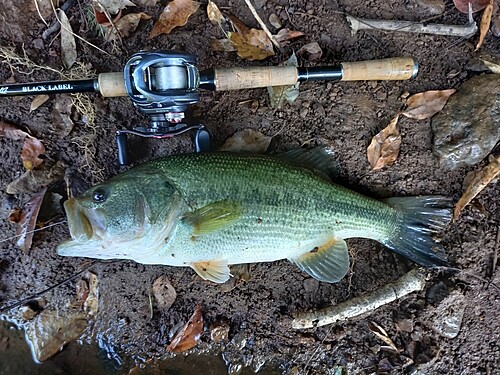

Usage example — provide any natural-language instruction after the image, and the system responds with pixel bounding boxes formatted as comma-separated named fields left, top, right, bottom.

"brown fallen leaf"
left=207, top=0, right=224, bottom=25
left=30, top=95, right=49, bottom=112
left=210, top=38, right=236, bottom=52
left=93, top=7, right=123, bottom=27
left=6, top=160, right=67, bottom=195
left=367, top=114, right=401, bottom=170
left=105, top=12, right=151, bottom=41
left=228, top=15, right=274, bottom=60
left=274, top=28, right=305, bottom=45
left=452, top=0, right=491, bottom=13
left=401, top=89, right=456, bottom=120
left=297, top=42, right=322, bottom=62
left=0, top=120, right=29, bottom=140
left=453, top=154, right=500, bottom=220
left=167, top=305, right=203, bottom=353
left=58, top=9, right=77, bottom=69
left=148, top=0, right=200, bottom=39
left=52, top=95, right=74, bottom=137
left=219, top=129, right=273, bottom=153
left=475, top=0, right=494, bottom=51
left=15, top=187, right=48, bottom=253
left=153, top=275, right=177, bottom=311
left=21, top=137, right=46, bottom=170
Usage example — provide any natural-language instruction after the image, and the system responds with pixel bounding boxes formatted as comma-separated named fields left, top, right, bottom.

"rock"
left=415, top=0, right=445, bottom=15
left=430, top=290, right=466, bottom=339
left=431, top=75, right=500, bottom=169
left=492, top=15, right=500, bottom=37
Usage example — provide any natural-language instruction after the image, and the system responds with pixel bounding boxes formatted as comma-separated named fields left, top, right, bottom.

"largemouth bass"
left=57, top=149, right=452, bottom=283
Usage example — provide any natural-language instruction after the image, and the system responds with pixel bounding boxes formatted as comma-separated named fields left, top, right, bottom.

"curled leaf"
left=207, top=0, right=224, bottom=25
left=58, top=9, right=77, bottom=69
left=152, top=275, right=177, bottom=311
left=15, top=187, right=48, bottom=253
left=167, top=305, right=203, bottom=353
left=367, top=115, right=401, bottom=170
left=219, top=129, right=272, bottom=153
left=21, top=136, right=46, bottom=170
left=402, top=89, right=456, bottom=120
left=475, top=0, right=494, bottom=51
left=268, top=52, right=300, bottom=109
left=453, top=154, right=500, bottom=220
left=30, top=95, right=49, bottom=112
left=105, top=12, right=151, bottom=41
left=297, top=42, right=322, bottom=62
left=148, top=0, right=200, bottom=38
left=228, top=15, right=274, bottom=60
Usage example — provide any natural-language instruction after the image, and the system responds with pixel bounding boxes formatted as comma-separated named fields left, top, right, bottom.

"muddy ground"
left=0, top=0, right=499, bottom=374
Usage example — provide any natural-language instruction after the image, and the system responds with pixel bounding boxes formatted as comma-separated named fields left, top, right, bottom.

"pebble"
left=210, top=321, right=230, bottom=342
left=303, top=278, right=319, bottom=292
left=300, top=107, right=309, bottom=118
left=415, top=0, right=445, bottom=15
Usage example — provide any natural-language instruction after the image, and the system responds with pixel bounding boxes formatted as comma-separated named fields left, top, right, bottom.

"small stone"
left=254, top=0, right=266, bottom=9
left=32, top=38, right=44, bottom=50
left=300, top=107, right=309, bottom=118
left=210, top=321, right=230, bottom=342
left=415, top=0, right=445, bottom=15
left=269, top=13, right=282, bottom=29
left=303, top=278, right=319, bottom=292
left=430, top=290, right=466, bottom=339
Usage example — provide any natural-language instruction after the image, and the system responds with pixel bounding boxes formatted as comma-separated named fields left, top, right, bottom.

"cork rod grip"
left=214, top=66, right=298, bottom=91
left=341, top=57, right=417, bottom=81
left=98, top=72, right=127, bottom=97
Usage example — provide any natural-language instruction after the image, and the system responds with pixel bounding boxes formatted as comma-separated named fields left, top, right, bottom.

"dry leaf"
left=207, top=0, right=223, bottom=25
left=219, top=129, right=272, bottom=153
left=52, top=95, right=74, bottom=137
left=148, top=0, right=200, bottom=39
left=453, top=154, right=500, bottom=220
left=368, top=321, right=400, bottom=353
left=167, top=305, right=203, bottom=353
left=401, top=89, right=456, bottom=120
left=92, top=5, right=123, bottom=27
left=228, top=15, right=274, bottom=60
left=58, top=9, right=77, bottom=69
left=84, top=272, right=99, bottom=316
left=30, top=95, right=49, bottom=112
left=21, top=136, right=46, bottom=170
left=367, top=114, right=401, bottom=170
left=0, top=120, right=29, bottom=140
left=297, top=42, right=322, bottom=61
left=475, top=0, right=494, bottom=51
left=105, top=12, right=151, bottom=41
left=152, top=275, right=177, bottom=310
left=452, top=0, right=491, bottom=13
left=15, top=187, right=47, bottom=253
left=268, top=52, right=300, bottom=109
left=95, top=0, right=135, bottom=14
left=6, top=160, right=67, bottom=195
left=274, top=29, right=305, bottom=45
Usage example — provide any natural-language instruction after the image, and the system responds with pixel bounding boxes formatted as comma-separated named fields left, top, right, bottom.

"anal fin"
left=290, top=238, right=350, bottom=283
left=191, top=259, right=231, bottom=283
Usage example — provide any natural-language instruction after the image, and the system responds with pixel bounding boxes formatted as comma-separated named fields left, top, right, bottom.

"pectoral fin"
left=183, top=200, right=243, bottom=236
left=191, top=260, right=231, bottom=283
left=290, top=238, right=350, bottom=283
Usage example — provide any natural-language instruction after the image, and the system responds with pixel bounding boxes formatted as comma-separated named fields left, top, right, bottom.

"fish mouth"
left=64, top=198, right=106, bottom=242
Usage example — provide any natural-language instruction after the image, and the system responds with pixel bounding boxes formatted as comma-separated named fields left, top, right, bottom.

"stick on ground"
left=292, top=268, right=427, bottom=329
left=243, top=0, right=281, bottom=49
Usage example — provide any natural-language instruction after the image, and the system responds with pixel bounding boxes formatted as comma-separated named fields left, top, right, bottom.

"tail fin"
left=382, top=196, right=452, bottom=267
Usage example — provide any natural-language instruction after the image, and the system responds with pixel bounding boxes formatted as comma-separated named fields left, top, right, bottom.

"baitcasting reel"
left=0, top=50, right=419, bottom=165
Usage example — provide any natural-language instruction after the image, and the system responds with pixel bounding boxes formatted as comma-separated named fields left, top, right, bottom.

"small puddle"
left=0, top=321, right=280, bottom=374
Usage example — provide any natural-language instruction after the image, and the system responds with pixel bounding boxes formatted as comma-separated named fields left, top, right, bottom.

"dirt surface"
left=0, top=0, right=499, bottom=374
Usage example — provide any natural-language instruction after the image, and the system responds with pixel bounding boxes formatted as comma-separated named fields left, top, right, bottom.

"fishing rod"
left=0, top=50, right=418, bottom=165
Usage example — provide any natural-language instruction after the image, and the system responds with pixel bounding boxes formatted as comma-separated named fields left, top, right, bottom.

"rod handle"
left=341, top=57, right=417, bottom=81
left=213, top=66, right=298, bottom=91
left=98, top=72, right=127, bottom=97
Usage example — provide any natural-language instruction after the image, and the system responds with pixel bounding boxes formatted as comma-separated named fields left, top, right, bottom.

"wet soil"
left=1, top=0, right=499, bottom=374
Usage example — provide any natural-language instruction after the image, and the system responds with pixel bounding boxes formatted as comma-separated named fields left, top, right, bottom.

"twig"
left=346, top=6, right=477, bottom=39
left=34, top=0, right=49, bottom=26
left=292, top=268, right=426, bottom=329
left=0, top=220, right=66, bottom=244
left=243, top=0, right=282, bottom=50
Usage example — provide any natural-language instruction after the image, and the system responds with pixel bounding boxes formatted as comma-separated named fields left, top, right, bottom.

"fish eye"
left=92, top=188, right=108, bottom=203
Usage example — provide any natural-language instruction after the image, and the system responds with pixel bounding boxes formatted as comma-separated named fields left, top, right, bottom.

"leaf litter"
left=152, top=275, right=177, bottom=311
left=267, top=52, right=300, bottom=109
left=228, top=15, right=274, bottom=60
left=219, top=129, right=273, bottom=153
left=148, top=0, right=200, bottom=38
left=167, top=304, right=203, bottom=353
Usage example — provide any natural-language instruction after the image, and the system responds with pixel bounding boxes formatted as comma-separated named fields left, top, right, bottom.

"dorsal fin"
left=275, top=147, right=339, bottom=181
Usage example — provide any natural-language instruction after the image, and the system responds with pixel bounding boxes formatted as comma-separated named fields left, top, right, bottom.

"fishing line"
left=0, top=220, right=67, bottom=244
